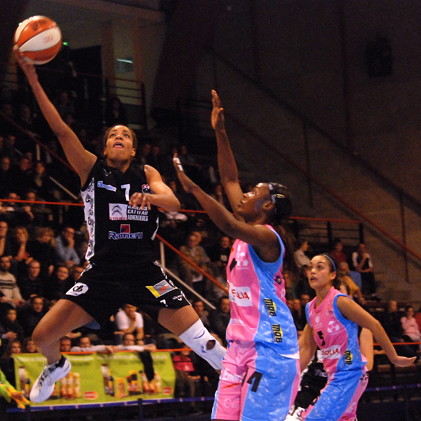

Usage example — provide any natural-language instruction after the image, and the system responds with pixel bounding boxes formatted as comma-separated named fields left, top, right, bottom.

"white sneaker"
left=30, top=356, right=71, bottom=403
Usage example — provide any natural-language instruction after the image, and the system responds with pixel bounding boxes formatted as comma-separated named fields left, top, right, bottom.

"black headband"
left=322, top=254, right=336, bottom=272
left=268, top=183, right=286, bottom=213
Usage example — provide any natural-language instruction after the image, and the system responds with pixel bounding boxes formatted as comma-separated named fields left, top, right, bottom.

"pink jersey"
left=306, top=287, right=366, bottom=374
left=225, top=226, right=298, bottom=356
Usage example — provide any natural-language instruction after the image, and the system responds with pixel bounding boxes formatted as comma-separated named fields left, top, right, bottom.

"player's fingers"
left=173, top=155, right=184, bottom=172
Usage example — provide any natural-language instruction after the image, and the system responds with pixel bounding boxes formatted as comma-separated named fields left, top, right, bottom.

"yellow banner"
left=13, top=351, right=175, bottom=406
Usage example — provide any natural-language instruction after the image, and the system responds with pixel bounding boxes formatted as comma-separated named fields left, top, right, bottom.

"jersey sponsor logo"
left=97, top=180, right=117, bottom=192
left=321, top=345, right=341, bottom=359
left=230, top=286, right=252, bottom=306
left=66, top=282, right=89, bottom=296
left=109, top=204, right=149, bottom=221
left=141, top=184, right=152, bottom=193
left=108, top=224, right=143, bottom=240
left=271, top=324, right=283, bottom=342
left=235, top=251, right=249, bottom=268
left=146, top=280, right=177, bottom=298
left=327, top=320, right=342, bottom=334
left=264, top=298, right=277, bottom=316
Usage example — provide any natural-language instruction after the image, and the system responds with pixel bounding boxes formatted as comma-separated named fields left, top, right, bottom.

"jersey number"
left=121, top=184, right=131, bottom=201
left=246, top=370, right=263, bottom=392
left=317, top=330, right=326, bottom=346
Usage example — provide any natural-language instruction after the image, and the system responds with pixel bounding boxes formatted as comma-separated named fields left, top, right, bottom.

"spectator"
left=9, top=157, right=32, bottom=198
left=17, top=260, right=46, bottom=301
left=105, top=96, right=128, bottom=127
left=351, top=242, right=376, bottom=298
left=23, top=189, right=53, bottom=226
left=115, top=304, right=144, bottom=343
left=0, top=156, right=13, bottom=198
left=69, top=265, right=84, bottom=283
left=416, top=305, right=421, bottom=332
left=70, top=335, right=113, bottom=353
left=0, top=221, right=12, bottom=260
left=59, top=336, right=72, bottom=353
left=178, top=233, right=213, bottom=297
left=192, top=299, right=211, bottom=331
left=0, top=256, right=24, bottom=314
left=27, top=227, right=56, bottom=279
left=54, top=226, right=80, bottom=267
left=22, top=338, right=37, bottom=353
left=294, top=239, right=311, bottom=268
left=401, top=305, right=421, bottom=354
left=207, top=235, right=231, bottom=280
left=337, top=261, right=362, bottom=290
left=18, top=295, right=46, bottom=338
left=136, top=141, right=151, bottom=166
left=114, top=332, right=156, bottom=352
left=381, top=300, right=416, bottom=358
left=0, top=308, right=24, bottom=343
left=0, top=324, right=18, bottom=353
left=10, top=226, right=33, bottom=279
left=0, top=340, right=22, bottom=385
left=30, top=161, right=55, bottom=201
left=147, top=144, right=167, bottom=174
left=337, top=262, right=365, bottom=305
left=208, top=296, right=230, bottom=346
left=330, top=238, right=348, bottom=264
left=45, top=265, right=72, bottom=302
left=172, top=343, right=200, bottom=405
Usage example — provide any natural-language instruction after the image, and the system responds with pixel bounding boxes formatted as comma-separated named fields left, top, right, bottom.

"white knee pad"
left=179, top=319, right=226, bottom=370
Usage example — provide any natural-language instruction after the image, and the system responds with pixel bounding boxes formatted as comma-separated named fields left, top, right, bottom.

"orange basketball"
left=14, top=16, right=62, bottom=65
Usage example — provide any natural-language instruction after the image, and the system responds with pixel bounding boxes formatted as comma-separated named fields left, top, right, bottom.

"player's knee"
left=32, top=324, right=52, bottom=349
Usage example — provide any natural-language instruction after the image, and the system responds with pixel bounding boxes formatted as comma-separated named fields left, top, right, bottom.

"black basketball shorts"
left=63, top=260, right=190, bottom=325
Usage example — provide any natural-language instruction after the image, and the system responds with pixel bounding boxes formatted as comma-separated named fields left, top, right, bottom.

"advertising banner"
left=12, top=351, right=175, bottom=406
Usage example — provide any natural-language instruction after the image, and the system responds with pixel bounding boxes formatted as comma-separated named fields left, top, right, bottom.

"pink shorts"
left=211, top=341, right=300, bottom=421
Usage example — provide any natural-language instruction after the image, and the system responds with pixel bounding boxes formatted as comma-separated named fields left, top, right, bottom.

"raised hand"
left=211, top=90, right=225, bottom=132
left=13, top=48, right=39, bottom=85
left=173, top=154, right=197, bottom=193
left=129, top=192, right=152, bottom=210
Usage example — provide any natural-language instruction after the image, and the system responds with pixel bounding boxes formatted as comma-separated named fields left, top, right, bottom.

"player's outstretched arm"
left=211, top=90, right=243, bottom=213
left=173, top=156, right=277, bottom=253
left=337, top=296, right=416, bottom=367
left=14, top=50, right=96, bottom=184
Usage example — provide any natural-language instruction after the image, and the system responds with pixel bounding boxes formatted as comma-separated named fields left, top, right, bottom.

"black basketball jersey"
left=81, top=159, right=160, bottom=265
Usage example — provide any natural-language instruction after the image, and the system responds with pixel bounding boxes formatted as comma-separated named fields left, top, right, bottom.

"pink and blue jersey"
left=304, top=287, right=368, bottom=420
left=212, top=225, right=299, bottom=420
left=226, top=225, right=298, bottom=356
left=305, top=287, right=366, bottom=374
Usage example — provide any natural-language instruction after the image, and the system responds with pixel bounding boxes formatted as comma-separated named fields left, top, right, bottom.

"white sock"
left=179, top=319, right=226, bottom=370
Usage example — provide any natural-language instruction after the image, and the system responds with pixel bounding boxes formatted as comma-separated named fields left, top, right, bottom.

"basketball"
left=14, top=15, right=62, bottom=65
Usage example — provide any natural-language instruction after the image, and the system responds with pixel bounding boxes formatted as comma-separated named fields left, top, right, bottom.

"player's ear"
left=131, top=148, right=136, bottom=157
